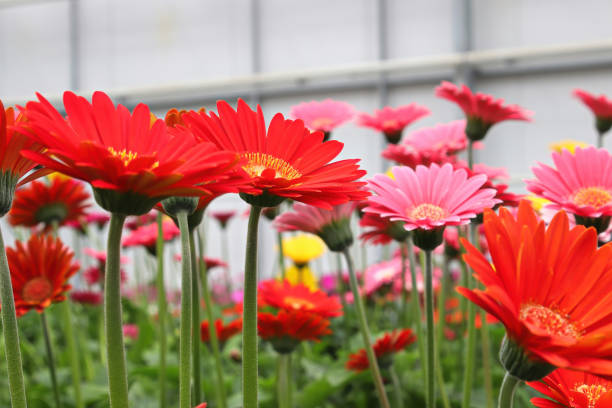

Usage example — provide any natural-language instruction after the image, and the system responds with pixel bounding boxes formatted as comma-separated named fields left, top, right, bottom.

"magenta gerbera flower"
left=290, top=99, right=355, bottom=141
left=435, top=81, right=532, bottom=141
left=364, top=163, right=499, bottom=249
left=357, top=104, right=430, bottom=144
left=273, top=201, right=358, bottom=252
left=526, top=146, right=612, bottom=232
left=383, top=120, right=478, bottom=167
left=573, top=89, right=612, bottom=136
left=359, top=212, right=411, bottom=245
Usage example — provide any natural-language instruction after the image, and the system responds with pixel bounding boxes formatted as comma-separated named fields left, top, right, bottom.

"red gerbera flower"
left=357, top=104, right=430, bottom=144
left=259, top=279, right=342, bottom=318
left=458, top=201, right=612, bottom=380
left=6, top=234, right=79, bottom=316
left=8, top=176, right=90, bottom=230
left=20, top=91, right=241, bottom=215
left=200, top=318, right=243, bottom=345
left=209, top=210, right=236, bottom=228
left=435, top=81, right=532, bottom=141
left=70, top=290, right=103, bottom=306
left=258, top=310, right=331, bottom=345
left=528, top=368, right=612, bottom=408
left=574, top=89, right=612, bottom=135
left=182, top=99, right=367, bottom=209
left=359, top=211, right=411, bottom=245
left=346, top=329, right=416, bottom=372
left=122, top=218, right=180, bottom=255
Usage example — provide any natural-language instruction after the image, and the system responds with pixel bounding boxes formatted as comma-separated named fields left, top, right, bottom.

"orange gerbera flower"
left=6, top=234, right=79, bottom=316
left=8, top=176, right=90, bottom=230
left=346, top=329, right=416, bottom=372
left=259, top=279, right=342, bottom=318
left=258, top=310, right=331, bottom=353
left=458, top=200, right=612, bottom=380
left=182, top=99, right=368, bottom=209
left=528, top=368, right=612, bottom=408
left=19, top=92, right=242, bottom=215
left=200, top=318, right=242, bottom=346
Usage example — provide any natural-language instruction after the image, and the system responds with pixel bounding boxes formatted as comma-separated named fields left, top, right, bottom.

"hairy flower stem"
left=156, top=213, right=168, bottom=408
left=177, top=211, right=193, bottom=408
left=498, top=372, right=520, bottom=408
left=277, top=231, right=286, bottom=278
left=277, top=353, right=292, bottom=408
left=400, top=241, right=408, bottom=327
left=424, top=250, right=435, bottom=408
left=189, top=232, right=202, bottom=405
left=390, top=367, right=403, bottom=408
left=221, top=228, right=233, bottom=297
left=197, top=228, right=228, bottom=408
left=598, top=131, right=604, bottom=149
left=61, top=301, right=83, bottom=408
left=41, top=311, right=61, bottom=408
left=243, top=206, right=263, bottom=408
left=0, top=224, right=27, bottom=408
left=342, top=248, right=391, bottom=408
left=407, top=237, right=427, bottom=383
left=105, top=213, right=129, bottom=407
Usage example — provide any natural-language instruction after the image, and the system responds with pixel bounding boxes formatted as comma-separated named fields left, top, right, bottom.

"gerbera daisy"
left=435, top=81, right=532, bottom=141
left=183, top=99, right=367, bottom=209
left=550, top=139, right=589, bottom=154
left=357, top=103, right=430, bottom=144
left=70, top=290, right=103, bottom=306
left=283, top=264, right=318, bottom=291
left=363, top=257, right=402, bottom=296
left=360, top=210, right=412, bottom=245
left=274, top=202, right=357, bottom=252
left=7, top=234, right=79, bottom=317
left=258, top=309, right=331, bottom=353
left=9, top=176, right=90, bottom=230
left=527, top=368, right=612, bottom=408
left=122, top=218, right=180, bottom=255
left=346, top=329, right=416, bottom=372
left=364, top=163, right=499, bottom=249
left=527, top=146, right=612, bottom=233
left=122, top=324, right=139, bottom=340
left=574, top=89, right=612, bottom=136
left=209, top=210, right=236, bottom=228
left=125, top=212, right=157, bottom=230
left=281, top=234, right=326, bottom=266
left=290, top=99, right=355, bottom=141
left=259, top=279, right=342, bottom=318
left=200, top=318, right=243, bottom=347
left=458, top=201, right=612, bottom=380
left=20, top=91, right=241, bottom=215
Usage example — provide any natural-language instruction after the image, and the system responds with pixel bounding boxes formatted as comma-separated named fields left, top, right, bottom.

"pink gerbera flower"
left=526, top=146, right=612, bottom=233
left=273, top=201, right=358, bottom=251
left=290, top=99, right=355, bottom=141
left=383, top=120, right=478, bottom=168
left=364, top=163, right=499, bottom=249
left=359, top=212, right=411, bottom=245
left=122, top=218, right=180, bottom=255
left=357, top=104, right=430, bottom=144
left=209, top=210, right=236, bottom=229
left=573, top=89, right=612, bottom=135
left=435, top=81, right=532, bottom=141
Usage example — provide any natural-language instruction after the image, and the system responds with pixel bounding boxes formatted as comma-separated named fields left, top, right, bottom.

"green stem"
left=462, top=222, right=479, bottom=408
left=277, top=353, right=292, bottom=408
left=78, top=324, right=94, bottom=381
left=436, top=255, right=449, bottom=349
left=598, top=131, right=604, bottom=149
left=41, top=311, right=61, bottom=408
left=104, top=213, right=128, bottom=408
left=424, top=250, right=435, bottom=408
left=189, top=232, right=202, bottom=405
left=407, top=237, right=427, bottom=383
left=467, top=140, right=474, bottom=169
left=400, top=241, right=408, bottom=327
left=342, top=249, right=390, bottom=408
left=197, top=228, right=227, bottom=408
left=61, top=301, right=83, bottom=408
left=277, top=231, right=286, bottom=278
left=221, top=228, right=232, bottom=297
left=156, top=213, right=167, bottom=408
left=177, top=211, right=193, bottom=408
left=243, top=205, right=263, bottom=408
left=498, top=372, right=520, bottom=408
left=390, top=367, right=403, bottom=408
left=0, top=224, right=27, bottom=408
left=481, top=310, right=494, bottom=408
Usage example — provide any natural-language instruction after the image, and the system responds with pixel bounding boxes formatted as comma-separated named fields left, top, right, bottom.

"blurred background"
left=2, top=0, right=612, bottom=283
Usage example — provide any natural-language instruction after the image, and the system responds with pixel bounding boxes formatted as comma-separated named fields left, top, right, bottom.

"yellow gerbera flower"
left=282, top=264, right=318, bottom=290
left=282, top=233, right=325, bottom=266
left=524, top=195, right=550, bottom=212
left=549, top=140, right=588, bottom=154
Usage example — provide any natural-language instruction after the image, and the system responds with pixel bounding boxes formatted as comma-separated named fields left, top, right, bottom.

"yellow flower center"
left=573, top=383, right=608, bottom=408
left=22, top=277, right=53, bottom=303
left=571, top=187, right=612, bottom=209
left=241, top=152, right=302, bottom=180
left=108, top=147, right=139, bottom=166
left=409, top=203, right=448, bottom=221
left=283, top=296, right=314, bottom=310
left=519, top=304, right=580, bottom=339
left=311, top=117, right=335, bottom=129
